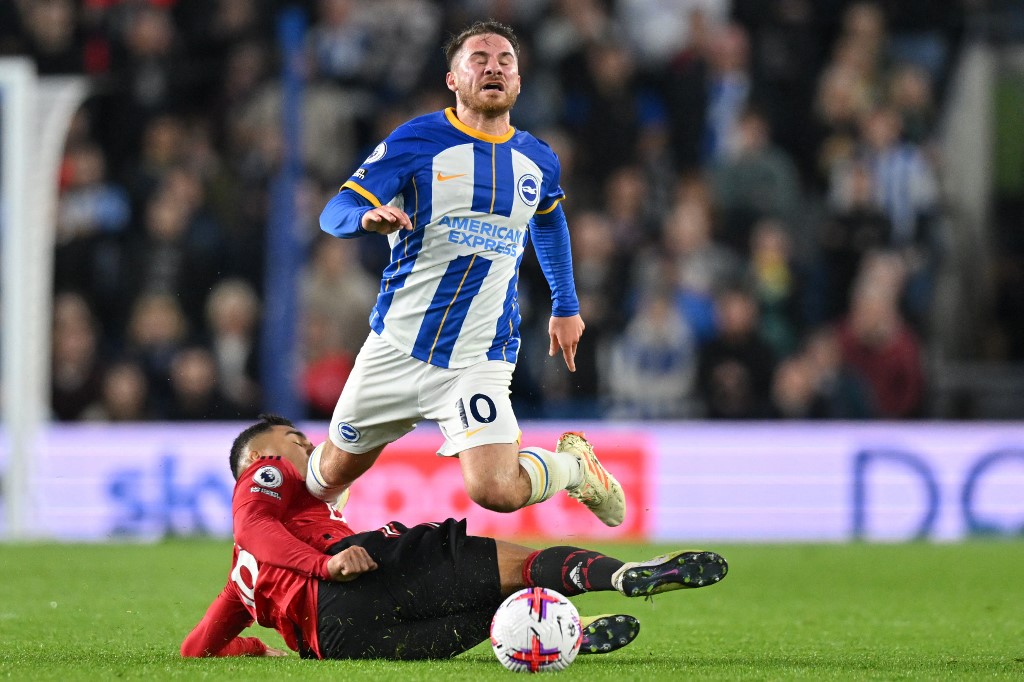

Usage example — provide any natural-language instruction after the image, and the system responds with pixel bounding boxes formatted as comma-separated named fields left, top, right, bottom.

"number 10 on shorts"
left=457, top=394, right=497, bottom=430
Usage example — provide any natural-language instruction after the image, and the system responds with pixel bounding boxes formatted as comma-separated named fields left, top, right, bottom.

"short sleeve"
left=534, top=144, right=565, bottom=215
left=341, top=122, right=429, bottom=207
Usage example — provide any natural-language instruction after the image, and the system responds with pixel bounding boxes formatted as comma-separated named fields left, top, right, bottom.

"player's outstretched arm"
left=531, top=204, right=582, bottom=372
left=181, top=583, right=276, bottom=657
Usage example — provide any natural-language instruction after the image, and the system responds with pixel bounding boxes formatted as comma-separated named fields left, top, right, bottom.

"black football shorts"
left=312, top=518, right=501, bottom=660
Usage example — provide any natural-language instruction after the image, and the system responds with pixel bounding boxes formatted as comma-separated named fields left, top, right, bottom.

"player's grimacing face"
left=247, top=425, right=314, bottom=474
left=448, top=34, right=521, bottom=115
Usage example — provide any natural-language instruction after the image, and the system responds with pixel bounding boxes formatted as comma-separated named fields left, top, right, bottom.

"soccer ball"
left=490, top=587, right=582, bottom=673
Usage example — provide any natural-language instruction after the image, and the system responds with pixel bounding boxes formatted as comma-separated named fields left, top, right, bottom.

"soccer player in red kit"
left=181, top=415, right=728, bottom=660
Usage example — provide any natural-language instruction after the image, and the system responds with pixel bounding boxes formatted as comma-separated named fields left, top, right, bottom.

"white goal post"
left=0, top=58, right=87, bottom=538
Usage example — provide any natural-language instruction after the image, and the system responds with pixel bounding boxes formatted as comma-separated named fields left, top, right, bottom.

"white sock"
left=518, top=447, right=583, bottom=506
left=305, top=443, right=349, bottom=502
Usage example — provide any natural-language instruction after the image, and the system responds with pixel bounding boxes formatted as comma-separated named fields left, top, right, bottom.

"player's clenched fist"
left=361, top=206, right=413, bottom=234
left=327, top=545, right=379, bottom=581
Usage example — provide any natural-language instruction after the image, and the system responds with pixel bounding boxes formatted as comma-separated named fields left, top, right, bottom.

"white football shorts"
left=328, top=332, right=521, bottom=456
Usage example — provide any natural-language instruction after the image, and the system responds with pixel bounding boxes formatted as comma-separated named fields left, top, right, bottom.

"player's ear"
left=242, top=448, right=261, bottom=469
left=446, top=71, right=457, bottom=93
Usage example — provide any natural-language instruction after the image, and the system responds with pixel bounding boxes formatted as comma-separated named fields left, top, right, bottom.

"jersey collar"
left=444, top=108, right=515, bottom=144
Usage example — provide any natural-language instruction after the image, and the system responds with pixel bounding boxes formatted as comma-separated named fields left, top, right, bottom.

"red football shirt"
left=181, top=456, right=355, bottom=658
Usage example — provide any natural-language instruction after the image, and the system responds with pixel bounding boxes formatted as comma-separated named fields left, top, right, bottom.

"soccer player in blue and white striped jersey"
left=306, top=20, right=626, bottom=527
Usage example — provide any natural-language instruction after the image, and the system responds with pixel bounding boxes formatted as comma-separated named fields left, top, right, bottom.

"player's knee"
left=465, top=480, right=523, bottom=513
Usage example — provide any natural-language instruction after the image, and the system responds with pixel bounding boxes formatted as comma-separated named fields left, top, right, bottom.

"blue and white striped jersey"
left=322, top=108, right=576, bottom=369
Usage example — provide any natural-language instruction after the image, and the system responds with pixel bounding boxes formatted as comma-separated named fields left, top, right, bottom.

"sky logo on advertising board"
left=107, top=455, right=233, bottom=537
left=21, top=422, right=1024, bottom=542
left=852, top=447, right=1024, bottom=540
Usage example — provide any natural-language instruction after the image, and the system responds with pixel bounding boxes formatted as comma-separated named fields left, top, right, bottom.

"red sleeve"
left=233, top=459, right=332, bottom=579
left=181, top=582, right=268, bottom=657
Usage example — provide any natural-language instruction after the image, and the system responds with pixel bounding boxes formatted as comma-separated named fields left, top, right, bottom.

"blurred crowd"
left=1, top=0, right=977, bottom=421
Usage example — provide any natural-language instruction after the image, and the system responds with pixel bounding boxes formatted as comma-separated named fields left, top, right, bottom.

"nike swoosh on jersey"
left=465, top=425, right=489, bottom=437
left=436, top=171, right=467, bottom=182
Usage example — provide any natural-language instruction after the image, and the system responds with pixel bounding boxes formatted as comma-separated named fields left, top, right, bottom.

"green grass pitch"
left=2, top=540, right=1023, bottom=680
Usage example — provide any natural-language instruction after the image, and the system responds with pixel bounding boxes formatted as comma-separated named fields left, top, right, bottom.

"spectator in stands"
left=17, top=0, right=82, bottom=74
left=125, top=114, right=190, bottom=212
left=659, top=6, right=713, bottom=174
left=124, top=293, right=191, bottom=417
left=51, top=292, right=105, bottom=421
left=299, top=310, right=354, bottom=421
left=701, top=22, right=754, bottom=165
left=54, top=143, right=132, bottom=303
left=618, top=0, right=728, bottom=72
left=307, top=0, right=375, bottom=89
left=84, top=360, right=152, bottom=422
left=840, top=2, right=888, bottom=72
left=639, top=200, right=743, bottom=344
left=819, top=160, right=894, bottom=322
left=812, top=62, right=873, bottom=189
left=204, top=279, right=262, bottom=416
left=212, top=39, right=273, bottom=151
left=604, top=289, right=699, bottom=419
left=300, top=234, right=379, bottom=357
left=697, top=280, right=778, bottom=419
left=840, top=104, right=940, bottom=327
left=233, top=66, right=362, bottom=184
left=847, top=105, right=939, bottom=249
left=635, top=122, right=679, bottom=228
left=57, top=143, right=132, bottom=244
left=747, top=218, right=806, bottom=357
left=101, top=5, right=194, bottom=175
left=833, top=4, right=888, bottom=103
left=174, top=0, right=272, bottom=108
left=768, top=354, right=828, bottom=419
left=710, top=107, right=802, bottom=255
left=160, top=164, right=228, bottom=259
left=359, top=0, right=443, bottom=101
left=878, top=0, right=963, bottom=86
left=533, top=0, right=616, bottom=95
left=566, top=41, right=645, bottom=190
left=603, top=165, right=658, bottom=251
left=837, top=255, right=925, bottom=419
left=802, top=324, right=876, bottom=419
left=118, top=183, right=223, bottom=330
left=167, top=346, right=240, bottom=421
left=730, top=0, right=823, bottom=182
left=886, top=62, right=937, bottom=145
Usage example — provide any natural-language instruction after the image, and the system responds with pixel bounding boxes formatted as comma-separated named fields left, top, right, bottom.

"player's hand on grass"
left=548, top=314, right=585, bottom=372
left=327, top=545, right=378, bottom=582
left=361, top=206, right=413, bottom=235
left=260, top=645, right=289, bottom=657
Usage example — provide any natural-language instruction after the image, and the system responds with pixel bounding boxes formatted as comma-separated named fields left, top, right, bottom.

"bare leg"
left=458, top=442, right=532, bottom=512
left=318, top=440, right=385, bottom=487
left=494, top=540, right=535, bottom=594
